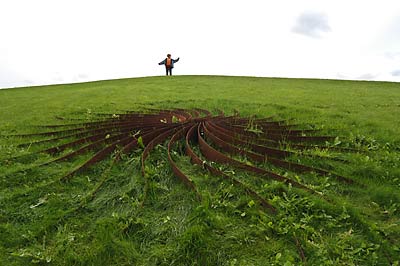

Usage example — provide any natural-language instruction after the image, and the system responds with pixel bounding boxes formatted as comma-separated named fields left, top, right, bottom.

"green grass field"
left=0, top=75, right=399, bottom=265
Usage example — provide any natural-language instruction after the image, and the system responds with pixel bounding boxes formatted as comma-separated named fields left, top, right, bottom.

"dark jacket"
left=159, top=57, right=180, bottom=68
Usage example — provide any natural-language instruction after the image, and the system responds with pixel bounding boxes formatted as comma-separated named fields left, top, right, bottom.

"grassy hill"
left=0, top=76, right=399, bottom=265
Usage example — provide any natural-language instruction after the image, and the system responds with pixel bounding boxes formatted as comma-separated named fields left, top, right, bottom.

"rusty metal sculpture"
left=11, top=108, right=357, bottom=214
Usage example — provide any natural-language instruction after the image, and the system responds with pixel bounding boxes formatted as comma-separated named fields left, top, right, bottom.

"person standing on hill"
left=158, top=54, right=180, bottom=76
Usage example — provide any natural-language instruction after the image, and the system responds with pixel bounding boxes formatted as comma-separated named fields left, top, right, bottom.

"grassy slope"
left=0, top=75, right=399, bottom=265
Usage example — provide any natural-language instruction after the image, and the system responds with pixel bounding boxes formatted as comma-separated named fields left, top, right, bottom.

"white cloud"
left=392, top=70, right=400, bottom=77
left=385, top=52, right=400, bottom=60
left=292, top=12, right=331, bottom=38
left=357, top=73, right=379, bottom=81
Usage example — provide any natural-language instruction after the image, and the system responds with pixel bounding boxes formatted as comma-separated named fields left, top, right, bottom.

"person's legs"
left=165, top=67, right=169, bottom=76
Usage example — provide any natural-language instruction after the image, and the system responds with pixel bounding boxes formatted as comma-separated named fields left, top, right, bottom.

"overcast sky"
left=1, top=0, right=400, bottom=88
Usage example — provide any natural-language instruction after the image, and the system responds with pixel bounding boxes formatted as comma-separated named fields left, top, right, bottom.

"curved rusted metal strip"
left=37, top=112, right=171, bottom=128
left=230, top=117, right=295, bottom=128
left=194, top=108, right=212, bottom=118
left=62, top=118, right=177, bottom=177
left=13, top=111, right=185, bottom=138
left=203, top=123, right=354, bottom=184
left=8, top=108, right=361, bottom=209
left=4, top=131, right=134, bottom=163
left=207, top=122, right=348, bottom=168
left=84, top=126, right=178, bottom=204
left=273, top=134, right=336, bottom=143
left=205, top=160, right=277, bottom=214
left=220, top=115, right=277, bottom=124
left=185, top=124, right=203, bottom=166
left=221, top=117, right=289, bottom=127
left=203, top=122, right=265, bottom=161
left=43, top=125, right=174, bottom=167
left=120, top=125, right=176, bottom=155
left=213, top=119, right=287, bottom=148
left=167, top=125, right=201, bottom=200
left=11, top=116, right=184, bottom=171
left=41, top=133, right=132, bottom=166
left=11, top=121, right=137, bottom=137
left=102, top=110, right=181, bottom=120
left=197, top=123, right=317, bottom=194
left=250, top=116, right=276, bottom=122
left=15, top=121, right=173, bottom=147
left=151, top=109, right=190, bottom=123
left=171, top=109, right=192, bottom=121
left=293, top=234, right=307, bottom=263
left=207, top=121, right=291, bottom=158
left=189, top=109, right=200, bottom=118
left=84, top=124, right=158, bottom=201
left=43, top=131, right=137, bottom=155
left=141, top=125, right=184, bottom=176
left=140, top=126, right=180, bottom=207
left=16, top=131, right=104, bottom=148
left=60, top=134, right=139, bottom=181
left=218, top=119, right=294, bottom=134
left=218, top=121, right=335, bottom=143
left=235, top=121, right=307, bottom=134
left=185, top=124, right=276, bottom=214
left=60, top=145, right=116, bottom=181
left=16, top=119, right=175, bottom=149
left=212, top=121, right=281, bottom=147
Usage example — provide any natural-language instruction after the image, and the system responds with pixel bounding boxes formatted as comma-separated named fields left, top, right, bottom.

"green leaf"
left=137, top=136, right=144, bottom=149
left=247, top=200, right=255, bottom=208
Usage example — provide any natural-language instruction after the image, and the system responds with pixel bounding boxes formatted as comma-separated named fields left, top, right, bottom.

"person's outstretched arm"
left=158, top=59, right=166, bottom=65
left=173, top=57, right=180, bottom=63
